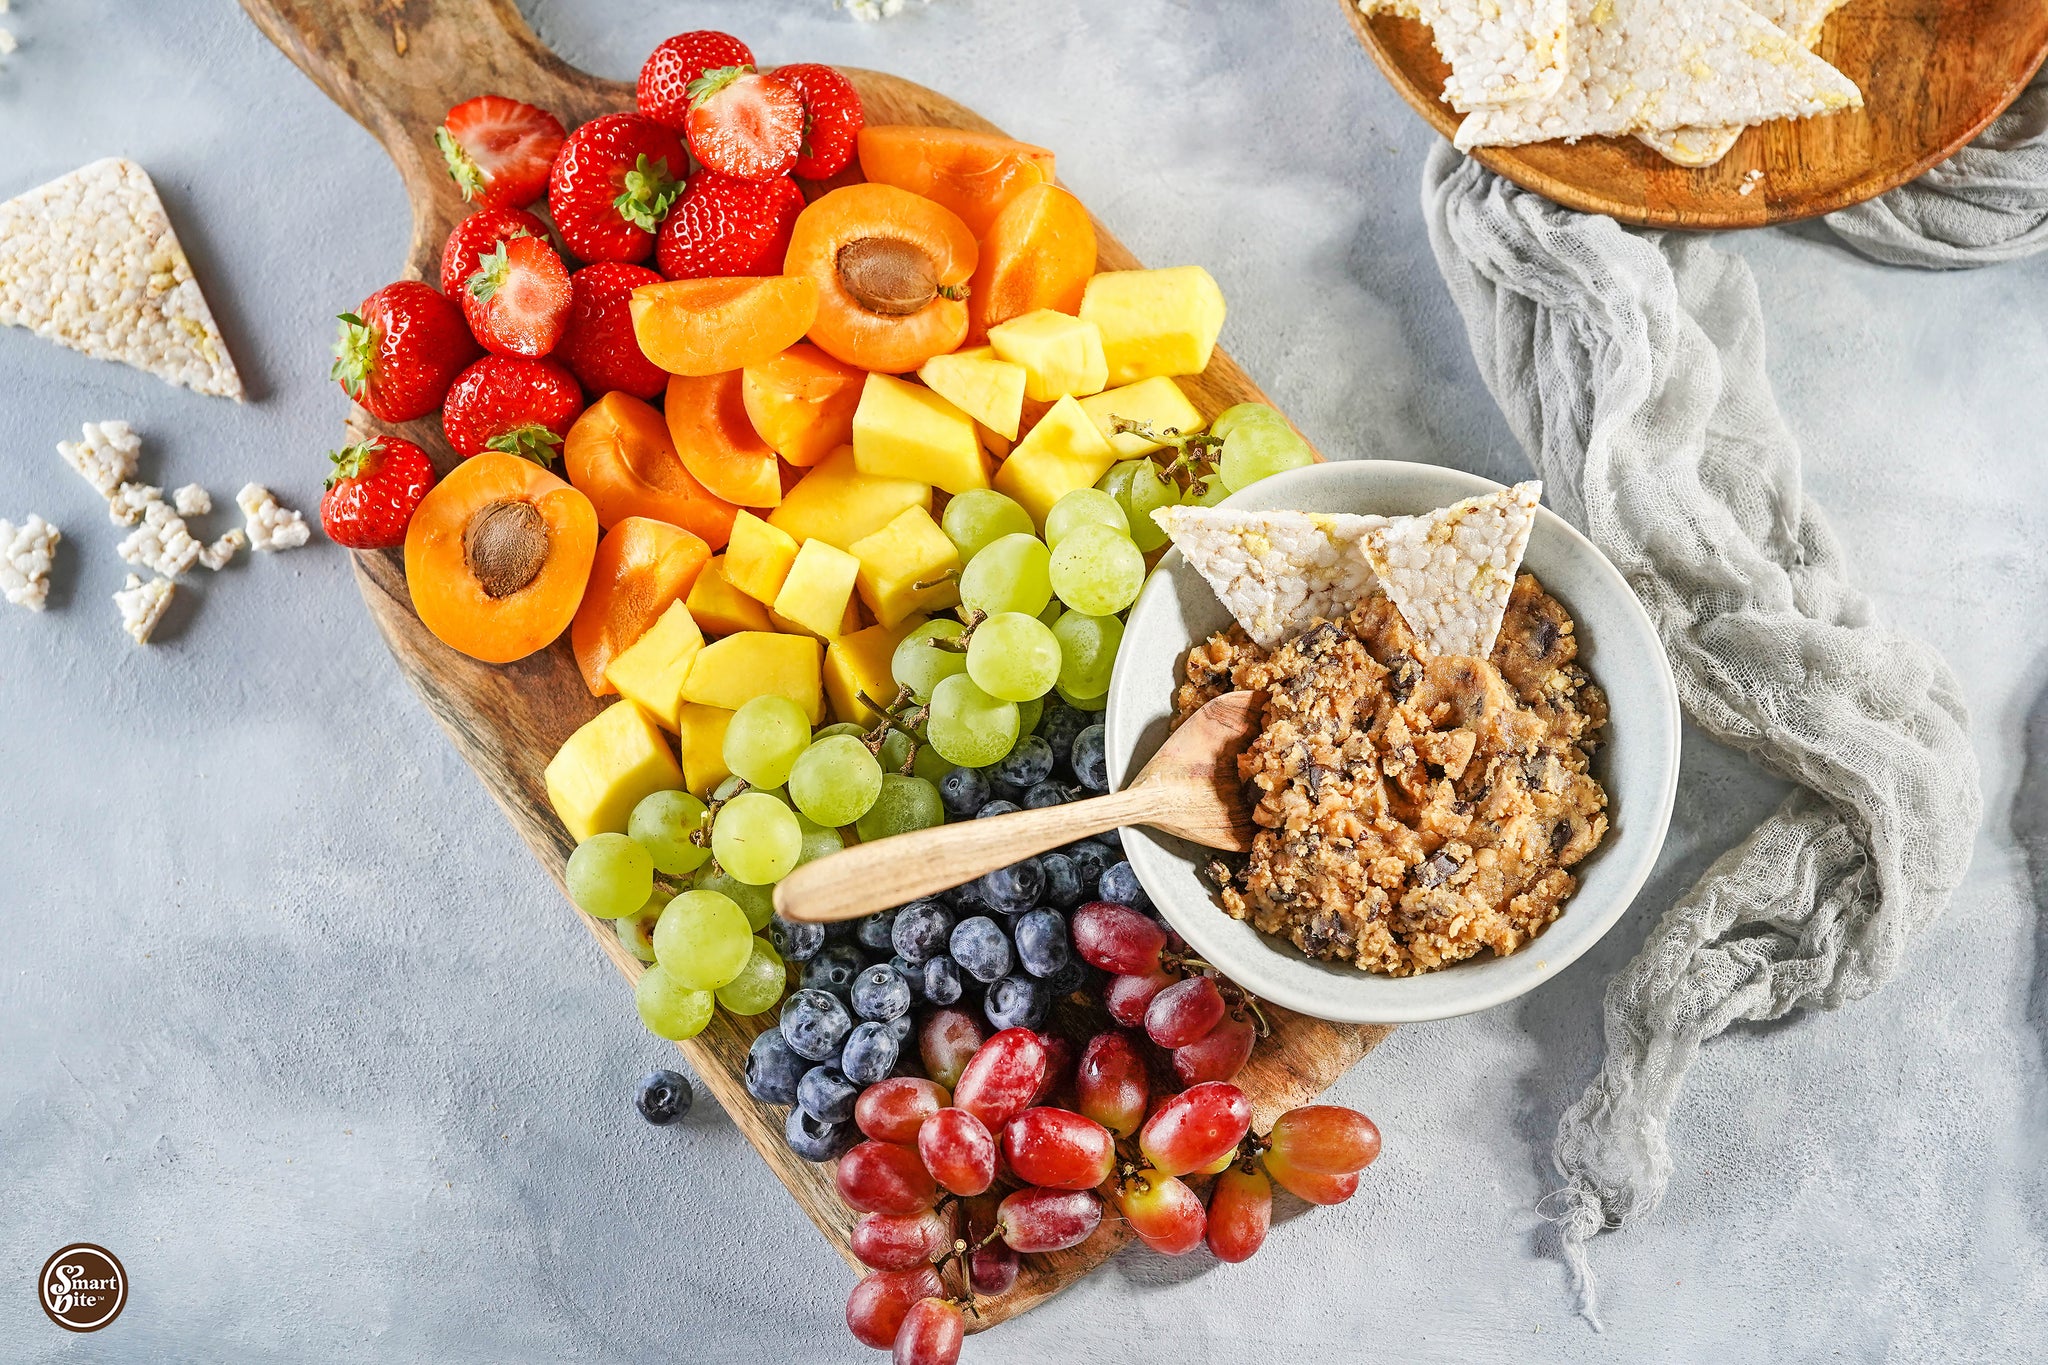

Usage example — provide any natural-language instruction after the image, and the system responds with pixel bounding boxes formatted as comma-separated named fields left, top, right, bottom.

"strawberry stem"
left=328, top=313, right=376, bottom=401
left=434, top=126, right=485, bottom=202
left=485, top=425, right=564, bottom=467
left=613, top=155, right=681, bottom=233
left=324, top=439, right=383, bottom=489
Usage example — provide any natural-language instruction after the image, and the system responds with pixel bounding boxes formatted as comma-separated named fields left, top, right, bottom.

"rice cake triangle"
left=1360, top=481, right=1540, bottom=660
left=0, top=158, right=244, bottom=399
left=1152, top=506, right=1386, bottom=649
left=1635, top=0, right=1852, bottom=165
left=1357, top=0, right=1571, bottom=111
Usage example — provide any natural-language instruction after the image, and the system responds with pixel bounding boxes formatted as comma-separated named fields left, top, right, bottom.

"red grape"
left=1001, top=1107, right=1116, bottom=1190
left=1104, top=968, right=1176, bottom=1028
left=836, top=1140, right=941, bottom=1216
left=920, top=1009, right=986, bottom=1091
left=996, top=1186, right=1102, bottom=1253
left=1075, top=1031, right=1149, bottom=1137
left=1205, top=1164, right=1271, bottom=1262
left=1267, top=1105, right=1382, bottom=1175
left=893, top=1296, right=964, bottom=1365
left=1145, top=974, right=1225, bottom=1048
left=1032, top=1030, right=1076, bottom=1106
left=1261, top=1146, right=1360, bottom=1205
left=1071, top=901, right=1167, bottom=974
left=952, top=1027, right=1047, bottom=1130
left=918, top=1107, right=997, bottom=1197
left=1172, top=1013, right=1254, bottom=1085
left=1138, top=1081, right=1252, bottom=1176
left=847, top=1266, right=943, bottom=1349
left=1116, top=1168, right=1206, bottom=1255
left=969, top=1240, right=1019, bottom=1296
left=856, top=1077, right=953, bottom=1144
left=851, top=1209, right=952, bottom=1271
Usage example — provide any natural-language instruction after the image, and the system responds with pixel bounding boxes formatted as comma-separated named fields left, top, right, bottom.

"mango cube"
left=769, top=446, right=932, bottom=551
left=674, top=702, right=735, bottom=795
left=1080, top=266, right=1226, bottom=385
left=987, top=310, right=1108, bottom=402
left=724, top=510, right=800, bottom=605
left=545, top=700, right=686, bottom=843
left=680, top=631, right=825, bottom=725
left=992, top=394, right=1120, bottom=528
left=684, top=555, right=773, bottom=636
left=825, top=615, right=926, bottom=726
left=848, top=505, right=963, bottom=628
left=1078, top=376, right=1206, bottom=458
left=917, top=349, right=1028, bottom=441
left=601, top=599, right=705, bottom=730
left=773, top=538, right=863, bottom=639
left=850, top=372, right=985, bottom=496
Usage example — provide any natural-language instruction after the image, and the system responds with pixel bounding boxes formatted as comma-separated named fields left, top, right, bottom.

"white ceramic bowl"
left=1103, top=461, right=1680, bottom=1025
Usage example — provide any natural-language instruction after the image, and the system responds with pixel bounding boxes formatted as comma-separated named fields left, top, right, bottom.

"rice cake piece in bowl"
left=1150, top=506, right=1385, bottom=648
left=1360, top=481, right=1540, bottom=659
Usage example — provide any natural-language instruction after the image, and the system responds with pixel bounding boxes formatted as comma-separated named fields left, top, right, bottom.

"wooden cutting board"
left=240, top=0, right=1394, bottom=1328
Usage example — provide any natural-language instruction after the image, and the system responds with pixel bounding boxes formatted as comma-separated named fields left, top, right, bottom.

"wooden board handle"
left=774, top=785, right=1163, bottom=923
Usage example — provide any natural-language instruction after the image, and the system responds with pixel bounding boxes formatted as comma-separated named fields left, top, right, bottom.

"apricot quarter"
left=570, top=517, right=711, bottom=696
left=666, top=371, right=784, bottom=509
left=563, top=391, right=738, bottom=550
left=742, top=343, right=865, bottom=468
left=629, top=275, right=819, bottom=377
left=856, top=126, right=1055, bottom=238
left=966, top=183, right=1097, bottom=345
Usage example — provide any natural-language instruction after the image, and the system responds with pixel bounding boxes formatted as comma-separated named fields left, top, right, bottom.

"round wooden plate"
left=1343, top=0, right=2048, bottom=228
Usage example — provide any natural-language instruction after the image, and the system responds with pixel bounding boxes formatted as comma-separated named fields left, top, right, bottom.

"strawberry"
left=556, top=262, right=668, bottom=400
left=460, top=235, right=572, bottom=357
left=637, top=30, right=755, bottom=131
left=321, top=436, right=438, bottom=549
left=331, top=281, right=480, bottom=423
left=548, top=112, right=687, bottom=264
left=435, top=95, right=567, bottom=212
left=441, top=355, right=583, bottom=463
left=439, top=207, right=548, bottom=297
left=776, top=63, right=865, bottom=180
left=655, top=169, right=805, bottom=281
left=685, top=68, right=804, bottom=181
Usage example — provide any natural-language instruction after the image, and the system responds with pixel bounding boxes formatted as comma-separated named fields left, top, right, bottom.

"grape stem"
left=1111, top=417, right=1227, bottom=499
left=911, top=567, right=961, bottom=593
left=856, top=686, right=930, bottom=776
left=925, top=607, right=984, bottom=653
left=692, top=779, right=751, bottom=848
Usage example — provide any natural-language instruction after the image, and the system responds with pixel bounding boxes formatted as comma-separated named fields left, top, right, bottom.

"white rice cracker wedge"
left=0, top=158, right=244, bottom=399
left=1361, top=482, right=1540, bottom=660
left=1454, top=0, right=1861, bottom=151
left=1357, top=0, right=1571, bottom=111
left=1636, top=0, right=1851, bottom=165
left=1153, top=507, right=1386, bottom=649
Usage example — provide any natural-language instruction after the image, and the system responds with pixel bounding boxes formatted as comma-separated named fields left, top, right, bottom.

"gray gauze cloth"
left=1419, top=128, right=2027, bottom=1324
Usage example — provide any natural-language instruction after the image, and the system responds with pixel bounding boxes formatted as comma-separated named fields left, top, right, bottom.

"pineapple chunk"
left=991, top=395, right=1120, bottom=528
left=674, top=703, right=735, bottom=795
left=724, top=511, right=800, bottom=606
left=1079, top=266, right=1226, bottom=385
left=986, top=310, right=1108, bottom=402
left=684, top=555, right=773, bottom=636
left=768, top=446, right=931, bottom=550
left=849, top=505, right=963, bottom=628
left=773, top=538, right=863, bottom=639
left=825, top=615, right=926, bottom=726
left=976, top=422, right=1013, bottom=460
left=602, top=599, right=705, bottom=730
left=680, top=631, right=825, bottom=725
left=918, top=349, right=1028, bottom=441
left=545, top=700, right=686, bottom=843
left=851, top=372, right=986, bottom=496
left=1078, top=376, right=1206, bottom=458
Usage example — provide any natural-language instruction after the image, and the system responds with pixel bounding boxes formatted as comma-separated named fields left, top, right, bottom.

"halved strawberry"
left=440, top=207, right=548, bottom=297
left=461, top=235, right=572, bottom=357
left=556, top=262, right=668, bottom=401
left=776, top=63, right=865, bottom=180
left=685, top=68, right=804, bottom=181
left=655, top=169, right=805, bottom=280
left=330, top=281, right=479, bottom=423
left=441, top=355, right=584, bottom=463
left=548, top=112, right=687, bottom=264
left=638, top=30, right=755, bottom=131
left=435, top=96, right=567, bottom=213
left=322, top=436, right=438, bottom=550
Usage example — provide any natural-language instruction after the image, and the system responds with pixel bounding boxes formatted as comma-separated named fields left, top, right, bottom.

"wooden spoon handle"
left=773, top=786, right=1163, bottom=923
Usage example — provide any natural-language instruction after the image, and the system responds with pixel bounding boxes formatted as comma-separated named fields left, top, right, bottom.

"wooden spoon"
left=773, top=691, right=1264, bottom=924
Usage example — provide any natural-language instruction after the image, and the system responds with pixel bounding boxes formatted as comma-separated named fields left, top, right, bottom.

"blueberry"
left=1038, top=853, right=1083, bottom=909
left=951, top=915, right=1015, bottom=983
left=984, top=974, right=1049, bottom=1031
left=744, top=1029, right=809, bottom=1106
left=890, top=955, right=926, bottom=1002
left=823, top=919, right=862, bottom=944
left=840, top=1020, right=900, bottom=1086
left=923, top=955, right=964, bottom=1006
left=1098, top=860, right=1150, bottom=912
left=769, top=914, right=826, bottom=963
left=992, top=735, right=1055, bottom=789
left=1072, top=724, right=1109, bottom=792
left=852, top=963, right=913, bottom=1021
left=1022, top=781, right=1071, bottom=810
left=977, top=859, right=1044, bottom=915
left=797, top=1065, right=861, bottom=1123
left=1037, top=702, right=1089, bottom=773
left=892, top=899, right=955, bottom=965
left=939, top=766, right=991, bottom=818
left=786, top=1106, right=856, bottom=1163
left=856, top=908, right=899, bottom=955
left=989, top=779, right=1030, bottom=805
left=883, top=1012, right=915, bottom=1047
left=802, top=943, right=865, bottom=998
left=1063, top=842, right=1110, bottom=891
left=779, top=988, right=853, bottom=1062
left=1095, top=827, right=1124, bottom=853
left=1045, top=956, right=1089, bottom=996
left=976, top=798, right=1022, bottom=820
left=635, top=1069, right=693, bottom=1125
left=1014, top=909, right=1071, bottom=978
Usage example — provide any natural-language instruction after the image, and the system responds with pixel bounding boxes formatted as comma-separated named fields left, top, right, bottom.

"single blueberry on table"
left=769, top=913, right=825, bottom=963
left=1014, top=909, right=1071, bottom=978
left=797, top=1064, right=862, bottom=1124
left=779, top=988, right=853, bottom=1062
left=801, top=942, right=865, bottom=997
left=852, top=963, right=913, bottom=1021
left=951, top=915, right=1015, bottom=983
left=1072, top=723, right=1109, bottom=792
left=939, top=766, right=991, bottom=818
left=840, top=1020, right=900, bottom=1086
left=992, top=735, right=1055, bottom=789
left=785, top=1106, right=856, bottom=1163
left=984, top=974, right=1049, bottom=1031
left=635, top=1069, right=693, bottom=1125
left=744, top=1029, right=809, bottom=1106
left=856, top=907, right=899, bottom=955
left=1022, top=781, right=1070, bottom=810
left=922, top=954, right=965, bottom=1006
left=1098, top=860, right=1150, bottom=912
left=1038, top=852, right=1083, bottom=909
left=892, top=899, right=955, bottom=965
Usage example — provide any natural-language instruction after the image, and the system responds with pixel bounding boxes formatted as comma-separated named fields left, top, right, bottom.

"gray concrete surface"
left=2, top=1, right=2043, bottom=1360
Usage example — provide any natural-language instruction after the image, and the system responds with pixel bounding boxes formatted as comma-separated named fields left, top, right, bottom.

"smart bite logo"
left=38, top=1244, right=126, bottom=1333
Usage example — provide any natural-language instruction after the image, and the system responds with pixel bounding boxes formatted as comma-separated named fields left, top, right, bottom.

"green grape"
left=926, top=673, right=1021, bottom=767
left=854, top=773, right=946, bottom=841
left=1209, top=402, right=1288, bottom=443
left=716, top=937, right=788, bottom=1016
left=788, top=733, right=883, bottom=827
left=565, top=833, right=654, bottom=920
left=653, top=889, right=754, bottom=990
left=1054, top=680, right=1109, bottom=711
left=1048, top=524, right=1145, bottom=616
left=627, top=790, right=710, bottom=876
left=1180, top=476, right=1231, bottom=507
left=615, top=903, right=664, bottom=963
left=1016, top=695, right=1044, bottom=738
left=691, top=868, right=775, bottom=932
left=1043, top=487, right=1129, bottom=548
left=966, top=612, right=1061, bottom=702
left=911, top=740, right=953, bottom=785
left=635, top=964, right=714, bottom=1040
left=942, top=488, right=1035, bottom=563
left=712, top=775, right=786, bottom=804
left=1100, top=458, right=1175, bottom=552
left=1038, top=598, right=1064, bottom=627
left=1053, top=612, right=1124, bottom=699
left=892, top=618, right=968, bottom=704
left=1220, top=420, right=1314, bottom=492
left=812, top=722, right=868, bottom=742
left=876, top=726, right=915, bottom=774
left=711, top=791, right=802, bottom=886
left=796, top=814, right=845, bottom=866
left=960, top=533, right=1051, bottom=617
left=723, top=695, right=812, bottom=789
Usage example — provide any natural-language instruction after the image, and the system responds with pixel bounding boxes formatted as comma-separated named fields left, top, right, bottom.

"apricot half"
left=405, top=451, right=599, bottom=664
left=629, top=275, right=819, bottom=378
left=570, top=517, right=711, bottom=696
left=784, top=184, right=977, bottom=375
left=743, top=343, right=865, bottom=468
left=665, top=371, right=784, bottom=510
left=563, top=391, right=739, bottom=550
left=967, top=183, right=1098, bottom=345
left=856, top=126, right=1055, bottom=238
